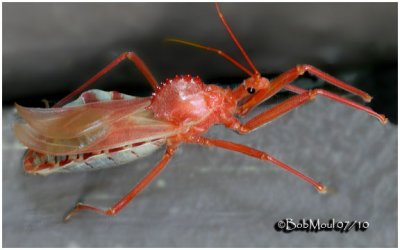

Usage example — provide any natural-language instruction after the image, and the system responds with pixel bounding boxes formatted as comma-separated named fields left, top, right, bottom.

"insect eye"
left=247, top=87, right=256, bottom=94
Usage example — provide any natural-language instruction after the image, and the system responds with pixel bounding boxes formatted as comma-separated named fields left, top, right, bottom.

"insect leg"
left=54, top=52, right=158, bottom=107
left=284, top=83, right=387, bottom=123
left=63, top=145, right=176, bottom=221
left=230, top=88, right=387, bottom=134
left=188, top=136, right=326, bottom=193
left=238, top=65, right=374, bottom=116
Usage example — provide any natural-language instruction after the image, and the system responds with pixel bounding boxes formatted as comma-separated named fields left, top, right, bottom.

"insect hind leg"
left=63, top=145, right=176, bottom=221
left=55, top=52, right=158, bottom=107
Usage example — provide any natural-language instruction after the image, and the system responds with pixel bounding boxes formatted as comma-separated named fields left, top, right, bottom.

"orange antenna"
left=215, top=3, right=259, bottom=76
left=165, top=38, right=253, bottom=76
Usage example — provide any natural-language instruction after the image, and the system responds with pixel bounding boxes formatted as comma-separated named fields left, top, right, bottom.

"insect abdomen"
left=22, top=89, right=166, bottom=175
left=24, top=139, right=165, bottom=175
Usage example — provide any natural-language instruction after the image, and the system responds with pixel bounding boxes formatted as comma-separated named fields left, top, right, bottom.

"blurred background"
left=3, top=2, right=397, bottom=122
left=3, top=2, right=398, bottom=247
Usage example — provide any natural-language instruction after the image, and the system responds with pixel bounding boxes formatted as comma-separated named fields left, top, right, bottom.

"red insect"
left=14, top=3, right=387, bottom=221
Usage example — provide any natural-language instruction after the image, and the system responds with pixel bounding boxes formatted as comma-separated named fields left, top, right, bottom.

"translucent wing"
left=15, top=97, right=150, bottom=139
left=63, top=109, right=181, bottom=154
left=14, top=90, right=181, bottom=155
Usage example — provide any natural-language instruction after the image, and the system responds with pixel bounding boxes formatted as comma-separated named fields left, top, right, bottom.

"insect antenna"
left=165, top=38, right=253, bottom=76
left=165, top=3, right=262, bottom=78
left=214, top=3, right=259, bottom=76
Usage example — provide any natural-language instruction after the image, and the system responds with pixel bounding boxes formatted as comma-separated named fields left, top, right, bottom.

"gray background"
left=3, top=2, right=398, bottom=247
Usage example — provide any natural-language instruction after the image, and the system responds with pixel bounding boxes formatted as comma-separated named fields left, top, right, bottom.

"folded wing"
left=15, top=97, right=150, bottom=139
left=14, top=90, right=180, bottom=155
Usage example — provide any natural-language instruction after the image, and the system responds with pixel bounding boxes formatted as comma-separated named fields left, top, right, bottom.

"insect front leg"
left=55, top=52, right=158, bottom=107
left=229, top=87, right=387, bottom=135
left=63, top=145, right=177, bottom=221
left=187, top=136, right=326, bottom=193
left=238, top=65, right=375, bottom=116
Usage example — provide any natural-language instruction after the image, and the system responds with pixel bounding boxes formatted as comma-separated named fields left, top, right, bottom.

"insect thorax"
left=149, top=75, right=236, bottom=127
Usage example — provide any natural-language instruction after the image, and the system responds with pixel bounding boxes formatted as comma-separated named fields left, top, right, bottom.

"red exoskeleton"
left=14, top=3, right=387, bottom=221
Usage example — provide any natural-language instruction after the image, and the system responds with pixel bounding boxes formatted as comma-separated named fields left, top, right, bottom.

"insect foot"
left=317, top=184, right=328, bottom=194
left=63, top=202, right=114, bottom=222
